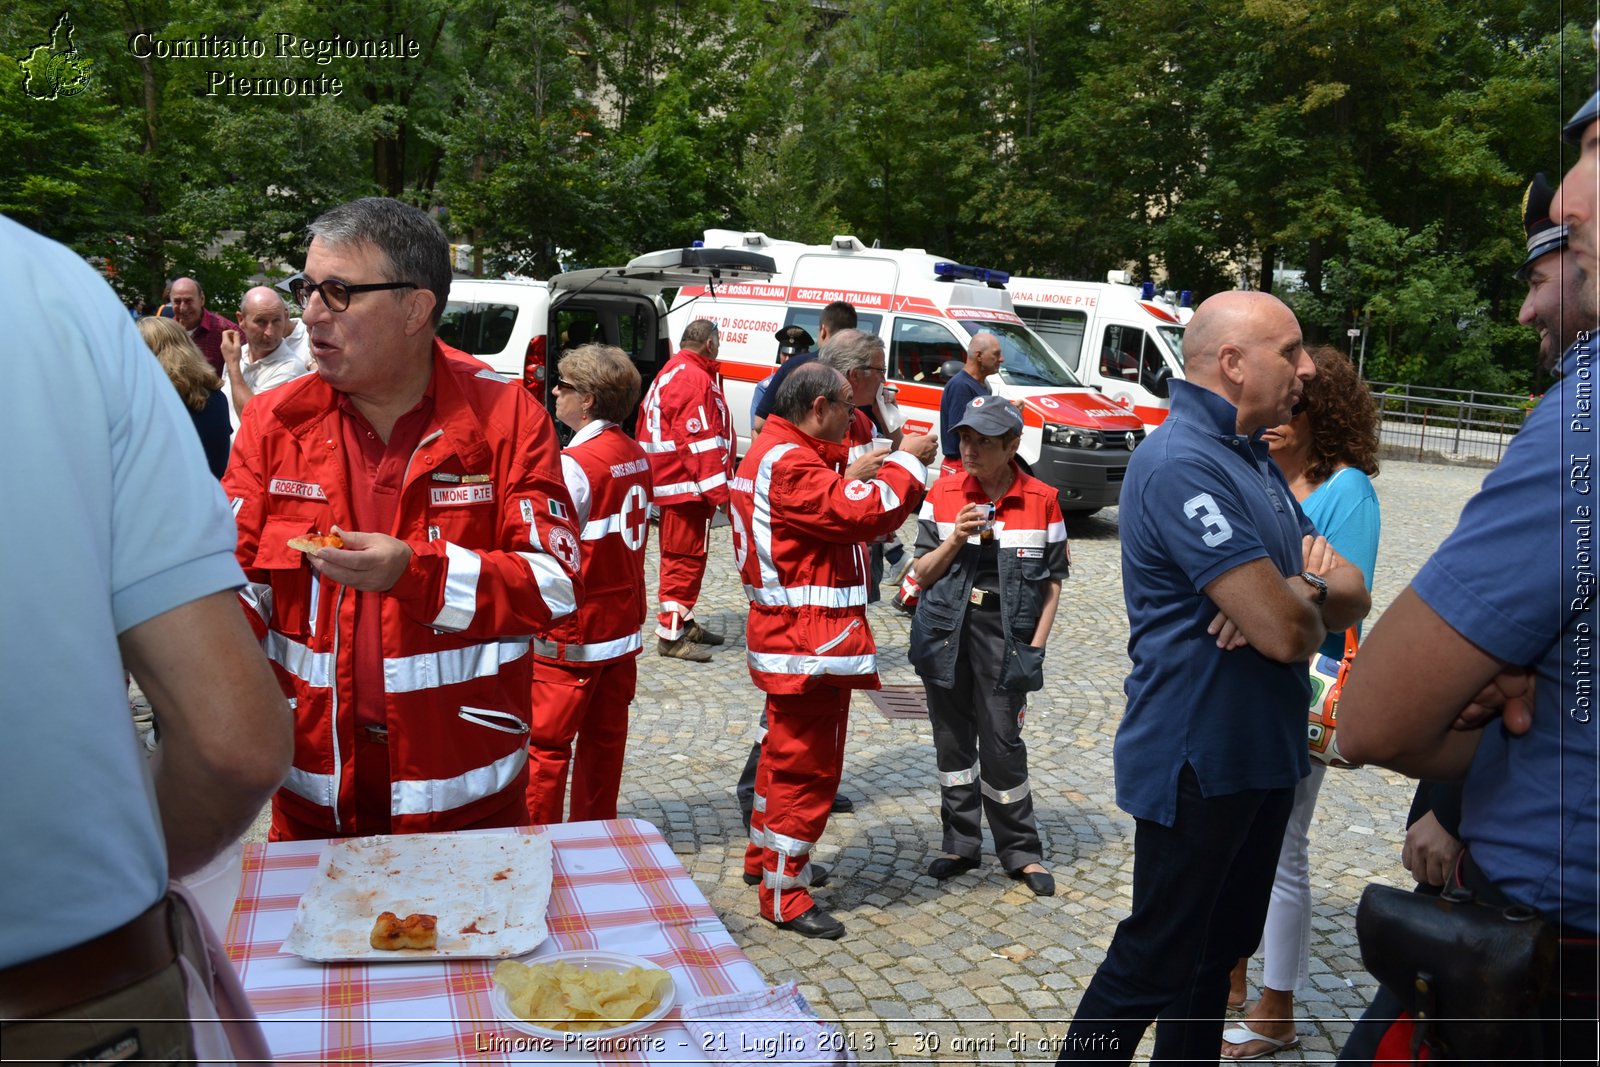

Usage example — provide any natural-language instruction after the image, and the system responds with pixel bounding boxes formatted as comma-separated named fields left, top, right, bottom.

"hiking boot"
left=658, top=636, right=713, bottom=662
left=682, top=619, right=726, bottom=646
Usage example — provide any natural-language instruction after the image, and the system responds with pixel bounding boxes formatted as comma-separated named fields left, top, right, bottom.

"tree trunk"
left=135, top=42, right=163, bottom=296
left=1304, top=235, right=1324, bottom=298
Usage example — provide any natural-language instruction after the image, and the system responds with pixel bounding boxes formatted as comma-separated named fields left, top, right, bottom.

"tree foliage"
left=0, top=0, right=1590, bottom=390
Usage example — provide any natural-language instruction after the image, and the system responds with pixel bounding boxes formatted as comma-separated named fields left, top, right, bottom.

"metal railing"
left=1366, top=381, right=1531, bottom=466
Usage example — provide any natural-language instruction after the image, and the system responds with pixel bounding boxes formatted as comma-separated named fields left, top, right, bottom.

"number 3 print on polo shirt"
left=1183, top=492, right=1233, bottom=547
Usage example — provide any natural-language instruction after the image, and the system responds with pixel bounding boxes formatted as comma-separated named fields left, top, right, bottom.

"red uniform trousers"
left=525, top=657, right=636, bottom=823
left=655, top=499, right=716, bottom=639
left=742, top=687, right=850, bottom=922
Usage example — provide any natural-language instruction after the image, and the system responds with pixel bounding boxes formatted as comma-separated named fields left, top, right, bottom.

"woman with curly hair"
left=138, top=315, right=232, bottom=479
left=1222, top=346, right=1381, bottom=1060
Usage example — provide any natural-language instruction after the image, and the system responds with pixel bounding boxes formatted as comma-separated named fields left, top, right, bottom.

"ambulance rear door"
left=549, top=247, right=775, bottom=429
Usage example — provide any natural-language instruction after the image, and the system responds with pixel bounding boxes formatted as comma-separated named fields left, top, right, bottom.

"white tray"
left=491, top=950, right=677, bottom=1040
left=281, top=833, right=552, bottom=961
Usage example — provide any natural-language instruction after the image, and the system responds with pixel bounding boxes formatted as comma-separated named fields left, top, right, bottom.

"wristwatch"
left=1297, top=570, right=1329, bottom=606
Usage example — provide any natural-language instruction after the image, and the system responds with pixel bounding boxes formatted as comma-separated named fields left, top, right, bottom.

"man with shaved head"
left=1057, top=291, right=1369, bottom=1064
left=221, top=286, right=312, bottom=419
left=167, top=276, right=238, bottom=375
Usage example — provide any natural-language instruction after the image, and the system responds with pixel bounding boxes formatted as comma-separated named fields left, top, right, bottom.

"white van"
left=437, top=248, right=774, bottom=430
left=668, top=230, right=1147, bottom=514
left=1007, top=274, right=1189, bottom=431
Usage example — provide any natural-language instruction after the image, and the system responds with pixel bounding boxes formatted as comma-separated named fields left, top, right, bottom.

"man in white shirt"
left=221, top=286, right=312, bottom=423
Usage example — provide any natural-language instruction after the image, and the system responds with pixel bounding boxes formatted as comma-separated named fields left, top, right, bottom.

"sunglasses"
left=286, top=274, right=418, bottom=313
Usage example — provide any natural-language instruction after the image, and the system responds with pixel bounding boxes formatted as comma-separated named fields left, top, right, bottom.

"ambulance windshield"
left=1157, top=325, right=1185, bottom=368
left=961, top=320, right=1083, bottom=388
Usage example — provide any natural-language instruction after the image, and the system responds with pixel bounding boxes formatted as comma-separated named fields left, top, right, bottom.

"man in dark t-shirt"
left=937, top=331, right=1001, bottom=477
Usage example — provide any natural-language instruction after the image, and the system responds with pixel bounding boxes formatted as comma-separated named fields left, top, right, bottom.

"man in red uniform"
left=527, top=345, right=653, bottom=822
left=225, top=196, right=583, bottom=840
left=734, top=330, right=935, bottom=828
left=637, top=318, right=733, bottom=661
left=733, top=362, right=938, bottom=939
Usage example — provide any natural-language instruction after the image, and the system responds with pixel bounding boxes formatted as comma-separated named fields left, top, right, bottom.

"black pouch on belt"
left=1355, top=882, right=1556, bottom=1059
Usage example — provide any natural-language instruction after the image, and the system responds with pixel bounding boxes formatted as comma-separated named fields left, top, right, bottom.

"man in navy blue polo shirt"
left=1057, top=290, right=1370, bottom=1065
left=1334, top=91, right=1600, bottom=1062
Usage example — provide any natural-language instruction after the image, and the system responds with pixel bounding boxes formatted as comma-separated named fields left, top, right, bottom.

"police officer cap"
left=950, top=395, right=1023, bottom=438
left=1516, top=173, right=1569, bottom=281
left=1564, top=22, right=1600, bottom=144
left=1565, top=91, right=1599, bottom=145
left=775, top=325, right=815, bottom=355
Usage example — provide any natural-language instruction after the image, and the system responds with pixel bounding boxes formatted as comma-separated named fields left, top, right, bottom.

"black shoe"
left=1009, top=867, right=1056, bottom=897
left=927, top=855, right=980, bottom=880
left=744, top=863, right=830, bottom=887
left=830, top=792, right=855, bottom=814
left=773, top=905, right=845, bottom=940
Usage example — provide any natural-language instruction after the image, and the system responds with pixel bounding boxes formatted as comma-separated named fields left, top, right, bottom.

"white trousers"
left=1257, top=762, right=1327, bottom=992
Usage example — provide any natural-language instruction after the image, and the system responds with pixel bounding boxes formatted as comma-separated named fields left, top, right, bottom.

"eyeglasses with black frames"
left=286, top=274, right=419, bottom=313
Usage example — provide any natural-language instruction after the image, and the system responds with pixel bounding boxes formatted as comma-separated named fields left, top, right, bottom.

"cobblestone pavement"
left=228, top=457, right=1487, bottom=1063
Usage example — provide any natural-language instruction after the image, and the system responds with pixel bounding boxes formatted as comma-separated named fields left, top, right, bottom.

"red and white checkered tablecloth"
left=225, top=819, right=768, bottom=1065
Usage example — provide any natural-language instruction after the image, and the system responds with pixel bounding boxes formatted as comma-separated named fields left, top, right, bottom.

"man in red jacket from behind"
left=732, top=362, right=938, bottom=939
left=637, top=318, right=734, bottom=661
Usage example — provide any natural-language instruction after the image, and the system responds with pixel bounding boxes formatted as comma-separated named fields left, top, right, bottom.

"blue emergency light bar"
left=1140, top=281, right=1155, bottom=300
left=933, top=261, right=1011, bottom=286
left=1180, top=290, right=1193, bottom=307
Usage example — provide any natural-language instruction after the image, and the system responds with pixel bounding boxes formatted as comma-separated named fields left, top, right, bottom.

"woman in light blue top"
left=1223, top=347, right=1381, bottom=1059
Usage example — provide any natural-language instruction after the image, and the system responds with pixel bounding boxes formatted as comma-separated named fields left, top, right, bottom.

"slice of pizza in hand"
left=287, top=531, right=345, bottom=554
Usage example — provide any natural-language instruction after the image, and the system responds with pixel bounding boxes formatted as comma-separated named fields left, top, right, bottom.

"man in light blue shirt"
left=0, top=216, right=290, bottom=1061
left=1339, top=88, right=1600, bottom=1063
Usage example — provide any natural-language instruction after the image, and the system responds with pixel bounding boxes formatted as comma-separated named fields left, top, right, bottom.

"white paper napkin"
left=679, top=982, right=856, bottom=1066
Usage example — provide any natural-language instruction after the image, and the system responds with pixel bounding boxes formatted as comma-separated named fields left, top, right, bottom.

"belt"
left=968, top=587, right=1000, bottom=610
left=0, top=895, right=176, bottom=1019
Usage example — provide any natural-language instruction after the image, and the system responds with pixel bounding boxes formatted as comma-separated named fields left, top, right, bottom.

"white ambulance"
left=1007, top=274, right=1189, bottom=431
left=668, top=230, right=1147, bottom=514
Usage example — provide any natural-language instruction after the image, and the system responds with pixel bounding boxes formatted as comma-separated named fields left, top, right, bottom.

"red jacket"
left=730, top=416, right=928, bottom=694
left=637, top=347, right=732, bottom=509
left=534, top=420, right=653, bottom=664
left=223, top=342, right=583, bottom=835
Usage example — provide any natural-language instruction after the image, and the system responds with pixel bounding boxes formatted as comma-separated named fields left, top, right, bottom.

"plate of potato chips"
left=491, top=951, right=676, bottom=1039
